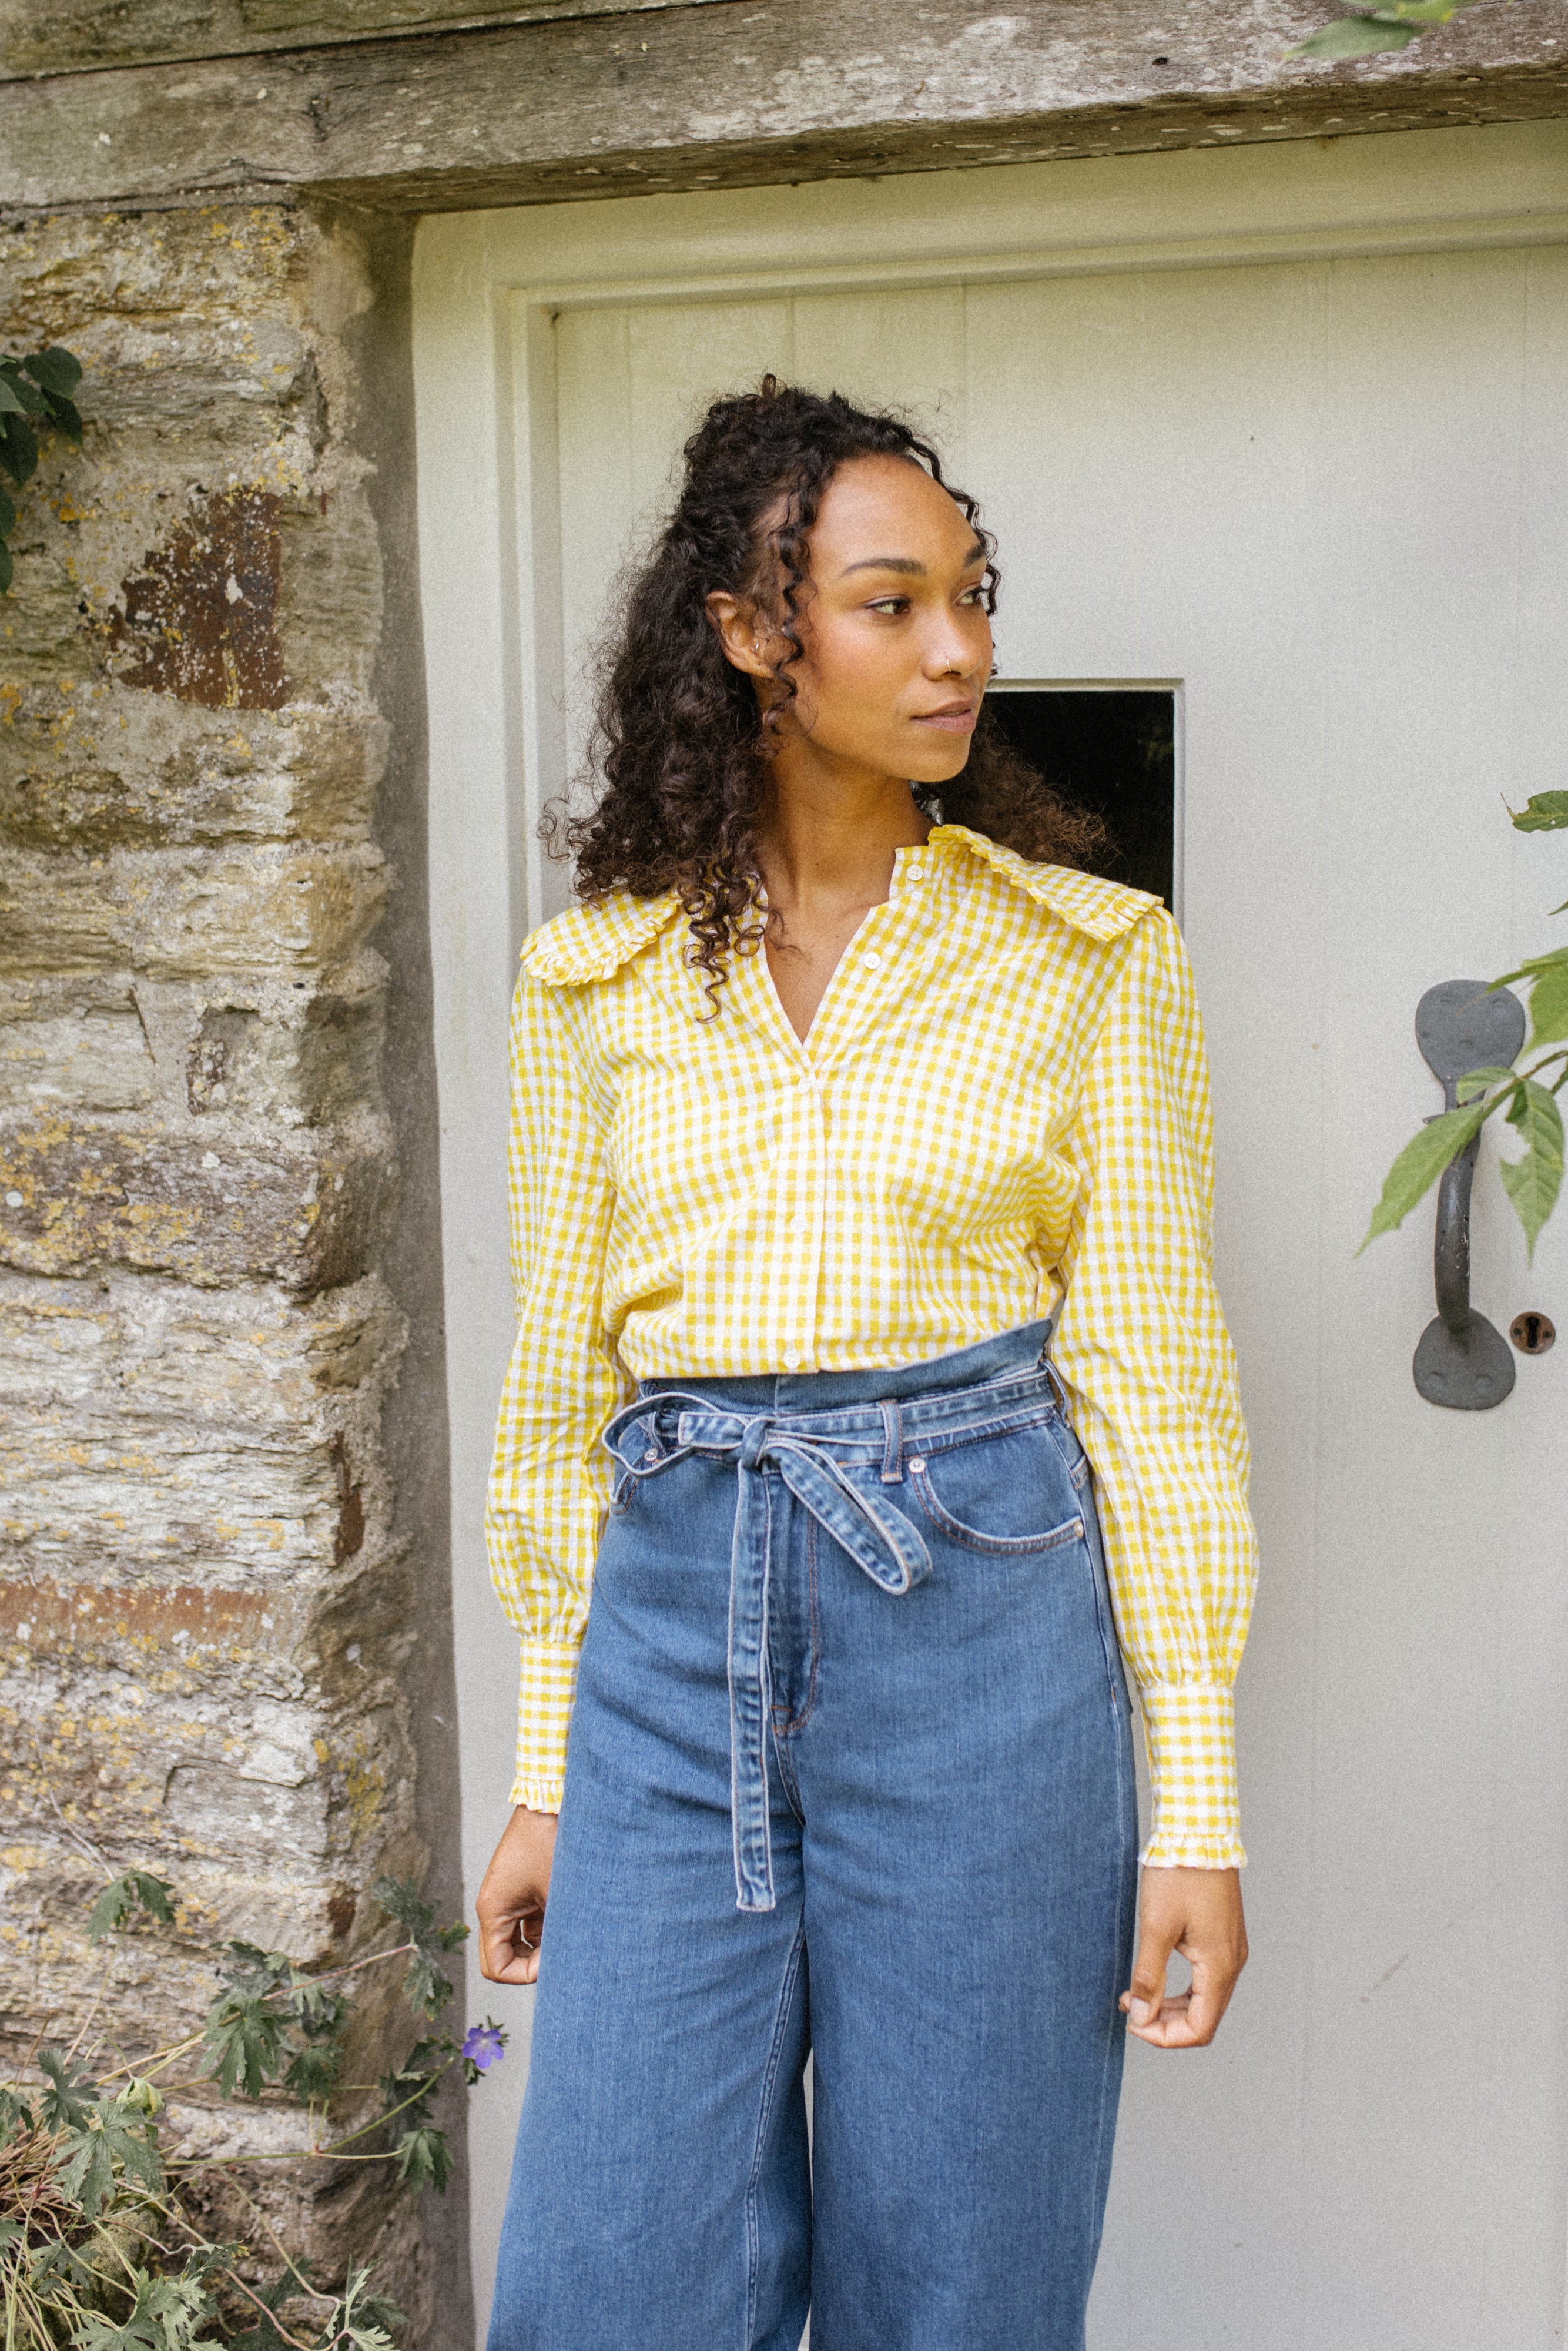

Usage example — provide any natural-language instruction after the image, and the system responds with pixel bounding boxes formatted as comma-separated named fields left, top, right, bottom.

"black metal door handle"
left=1411, top=978, right=1525, bottom=1409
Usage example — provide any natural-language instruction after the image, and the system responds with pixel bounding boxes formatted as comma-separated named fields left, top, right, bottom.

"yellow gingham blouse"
left=486, top=823, right=1258, bottom=1868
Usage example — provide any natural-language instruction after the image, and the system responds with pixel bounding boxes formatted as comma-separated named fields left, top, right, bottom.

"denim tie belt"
left=603, top=1392, right=934, bottom=1913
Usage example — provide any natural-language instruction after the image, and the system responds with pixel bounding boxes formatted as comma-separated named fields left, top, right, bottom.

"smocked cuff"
left=507, top=1637, right=581, bottom=1814
left=1137, top=1680, right=1247, bottom=1870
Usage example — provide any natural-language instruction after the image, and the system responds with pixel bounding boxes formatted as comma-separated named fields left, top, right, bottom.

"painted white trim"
left=498, top=212, right=1568, bottom=313
left=461, top=115, right=1568, bottom=299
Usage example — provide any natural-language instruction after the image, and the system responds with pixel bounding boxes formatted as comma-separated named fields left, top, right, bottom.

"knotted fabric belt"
left=603, top=1392, right=933, bottom=1913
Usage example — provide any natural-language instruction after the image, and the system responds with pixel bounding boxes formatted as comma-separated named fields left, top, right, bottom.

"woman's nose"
left=923, top=624, right=986, bottom=680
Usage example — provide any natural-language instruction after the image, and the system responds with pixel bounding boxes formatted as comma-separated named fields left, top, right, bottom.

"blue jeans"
left=487, top=1321, right=1138, bottom=2351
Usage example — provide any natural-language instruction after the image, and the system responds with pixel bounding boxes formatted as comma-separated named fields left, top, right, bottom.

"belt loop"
left=879, top=1397, right=904, bottom=1484
left=1041, top=1352, right=1070, bottom=1415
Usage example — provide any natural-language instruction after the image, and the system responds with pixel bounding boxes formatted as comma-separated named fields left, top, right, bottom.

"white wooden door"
left=414, top=121, right=1568, bottom=2347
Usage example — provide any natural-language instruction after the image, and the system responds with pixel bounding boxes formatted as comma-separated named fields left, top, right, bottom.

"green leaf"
left=286, top=1976, right=347, bottom=2039
left=22, top=346, right=83, bottom=398
left=0, top=481, right=15, bottom=537
left=203, top=1982, right=287, bottom=2101
left=1, top=412, right=39, bottom=488
left=88, top=1870, right=177, bottom=1943
left=1372, top=0, right=1466, bottom=19
left=36, top=2044, right=97, bottom=2131
left=1525, top=956, right=1568, bottom=1051
left=1510, top=790, right=1568, bottom=833
left=71, top=2266, right=220, bottom=2350
left=55, top=2118, right=115, bottom=2219
left=0, top=540, right=12, bottom=597
left=377, top=2036, right=451, bottom=2131
left=1500, top=1079, right=1565, bottom=1258
left=55, top=2089, right=164, bottom=2219
left=394, top=2122, right=453, bottom=2193
left=203, top=1995, right=284, bottom=2101
left=316, top=2266, right=406, bottom=2351
left=0, top=374, right=24, bottom=416
left=0, top=364, right=49, bottom=417
left=43, top=391, right=83, bottom=446
left=0, top=2087, right=35, bottom=2146
left=1359, top=1091, right=1496, bottom=1250
left=1285, top=15, right=1425, bottom=57
left=1455, top=1064, right=1520, bottom=1104
left=371, top=1876, right=468, bottom=2018
left=282, top=2040, right=342, bottom=2099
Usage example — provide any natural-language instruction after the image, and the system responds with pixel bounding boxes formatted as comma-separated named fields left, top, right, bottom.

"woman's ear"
left=705, top=591, right=776, bottom=681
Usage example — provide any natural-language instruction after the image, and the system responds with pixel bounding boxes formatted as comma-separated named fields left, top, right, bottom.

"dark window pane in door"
left=983, top=689, right=1176, bottom=908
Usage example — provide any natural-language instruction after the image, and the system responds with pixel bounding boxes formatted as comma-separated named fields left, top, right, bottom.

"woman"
left=477, top=380, right=1256, bottom=2351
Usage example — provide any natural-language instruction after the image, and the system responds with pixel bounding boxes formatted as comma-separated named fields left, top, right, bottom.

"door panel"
left=548, top=246, right=1568, bottom=2347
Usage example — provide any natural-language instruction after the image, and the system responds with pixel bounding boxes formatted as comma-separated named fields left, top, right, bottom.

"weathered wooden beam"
left=2, top=0, right=1566, bottom=216
left=0, top=0, right=728, bottom=83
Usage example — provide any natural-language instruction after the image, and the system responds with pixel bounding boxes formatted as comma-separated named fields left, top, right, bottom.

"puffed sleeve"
left=484, top=967, right=630, bottom=1812
left=1050, top=906, right=1258, bottom=1869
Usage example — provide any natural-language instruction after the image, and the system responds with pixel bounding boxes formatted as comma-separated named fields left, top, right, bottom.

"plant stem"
left=166, top=2048, right=460, bottom=2170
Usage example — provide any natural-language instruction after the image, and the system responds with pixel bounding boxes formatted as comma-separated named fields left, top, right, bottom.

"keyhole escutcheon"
left=1510, top=1311, right=1556, bottom=1356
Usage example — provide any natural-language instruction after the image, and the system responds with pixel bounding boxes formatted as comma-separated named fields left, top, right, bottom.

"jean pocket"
left=906, top=1424, right=1084, bottom=1556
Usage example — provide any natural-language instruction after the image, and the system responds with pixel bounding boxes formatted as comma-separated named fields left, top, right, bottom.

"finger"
left=1121, top=1913, right=1178, bottom=2032
left=478, top=1903, right=544, bottom=1985
left=1127, top=1991, right=1200, bottom=2049
left=1179, top=1945, right=1240, bottom=2047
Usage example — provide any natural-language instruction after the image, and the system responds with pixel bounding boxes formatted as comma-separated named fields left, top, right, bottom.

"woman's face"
left=711, top=452, right=996, bottom=788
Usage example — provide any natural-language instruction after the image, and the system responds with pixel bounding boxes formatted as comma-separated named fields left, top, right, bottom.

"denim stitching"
left=1078, top=1476, right=1127, bottom=1713
left=659, top=1374, right=1060, bottom=1461
left=1086, top=1702, right=1137, bottom=2281
left=770, top=1508, right=822, bottom=1753
left=902, top=1401, right=1062, bottom=1458
left=907, top=1462, right=1084, bottom=1556
left=743, top=1920, right=808, bottom=2350
left=793, top=1508, right=822, bottom=1734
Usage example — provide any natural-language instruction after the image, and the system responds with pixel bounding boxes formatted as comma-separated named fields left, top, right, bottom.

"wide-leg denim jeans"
left=487, top=1320, right=1139, bottom=2351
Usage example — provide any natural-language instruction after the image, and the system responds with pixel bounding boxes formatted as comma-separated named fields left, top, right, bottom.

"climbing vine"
left=1364, top=792, right=1568, bottom=1257
left=1, top=1872, right=505, bottom=2349
left=0, top=344, right=85, bottom=594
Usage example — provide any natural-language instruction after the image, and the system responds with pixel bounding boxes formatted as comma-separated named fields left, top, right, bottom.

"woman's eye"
left=866, top=597, right=908, bottom=616
left=958, top=584, right=986, bottom=605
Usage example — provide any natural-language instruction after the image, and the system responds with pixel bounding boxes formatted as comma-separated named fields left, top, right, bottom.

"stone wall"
left=0, top=196, right=467, bottom=2337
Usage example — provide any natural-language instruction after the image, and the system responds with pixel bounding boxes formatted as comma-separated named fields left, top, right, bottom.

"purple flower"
left=462, top=2021, right=507, bottom=2074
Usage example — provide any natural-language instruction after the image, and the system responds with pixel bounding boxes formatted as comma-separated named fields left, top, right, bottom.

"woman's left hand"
left=1120, top=1866, right=1248, bottom=2048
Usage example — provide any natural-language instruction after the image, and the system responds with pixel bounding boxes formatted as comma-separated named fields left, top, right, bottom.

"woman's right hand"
left=477, top=1806, right=559, bottom=1985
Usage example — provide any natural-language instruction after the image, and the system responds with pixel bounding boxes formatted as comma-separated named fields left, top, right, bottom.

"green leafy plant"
left=1286, top=0, right=1509, bottom=61
left=1362, top=790, right=1568, bottom=1257
left=0, top=344, right=85, bottom=594
left=1, top=1874, right=506, bottom=2349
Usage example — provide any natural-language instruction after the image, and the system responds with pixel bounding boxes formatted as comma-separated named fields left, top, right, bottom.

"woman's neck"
left=753, top=756, right=932, bottom=1042
left=755, top=755, right=930, bottom=926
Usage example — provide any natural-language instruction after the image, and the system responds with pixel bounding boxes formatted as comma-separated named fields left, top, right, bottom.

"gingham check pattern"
left=487, top=825, right=1258, bottom=1867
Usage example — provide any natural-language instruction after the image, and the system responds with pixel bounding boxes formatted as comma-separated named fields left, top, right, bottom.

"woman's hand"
left=477, top=1806, right=559, bottom=1985
left=1120, top=1866, right=1248, bottom=2048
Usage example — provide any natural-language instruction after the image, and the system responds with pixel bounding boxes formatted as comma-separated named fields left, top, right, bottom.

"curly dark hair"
left=546, top=377, right=1105, bottom=994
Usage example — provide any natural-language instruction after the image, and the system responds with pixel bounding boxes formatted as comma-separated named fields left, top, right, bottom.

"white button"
left=906, top=863, right=924, bottom=881
left=862, top=952, right=882, bottom=971
left=907, top=1455, right=926, bottom=1474
left=782, top=1348, right=802, bottom=1369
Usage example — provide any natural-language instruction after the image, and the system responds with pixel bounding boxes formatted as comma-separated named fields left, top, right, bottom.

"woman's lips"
left=913, top=704, right=978, bottom=734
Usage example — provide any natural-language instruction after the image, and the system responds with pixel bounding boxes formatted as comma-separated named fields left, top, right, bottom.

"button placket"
left=775, top=1056, right=823, bottom=1375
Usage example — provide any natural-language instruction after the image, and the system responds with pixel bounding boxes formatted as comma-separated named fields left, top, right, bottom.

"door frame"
left=410, top=119, right=1568, bottom=2340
